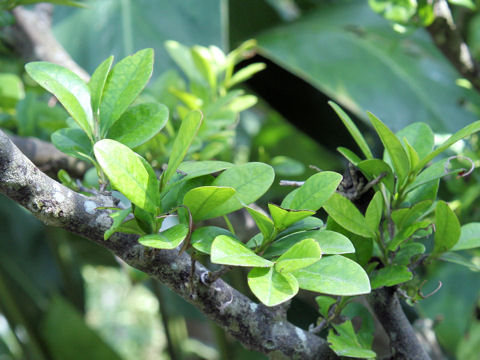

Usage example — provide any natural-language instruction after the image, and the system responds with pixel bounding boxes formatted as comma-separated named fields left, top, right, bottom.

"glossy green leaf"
left=396, top=122, right=434, bottom=160
left=183, top=186, right=236, bottom=221
left=336, top=147, right=362, bottom=166
left=368, top=112, right=410, bottom=186
left=452, top=223, right=480, bottom=251
left=104, top=207, right=131, bottom=240
left=206, top=163, right=275, bottom=218
left=292, top=255, right=371, bottom=296
left=89, top=55, right=114, bottom=113
left=276, top=217, right=324, bottom=238
left=268, top=203, right=315, bottom=231
left=227, top=62, right=266, bottom=88
left=403, top=137, right=420, bottom=169
left=357, top=159, right=394, bottom=194
left=191, top=46, right=217, bottom=90
left=370, top=265, right=413, bottom=289
left=329, top=101, right=373, bottom=160
left=324, top=193, right=375, bottom=238
left=211, top=235, right=273, bottom=267
left=94, top=139, right=159, bottom=213
left=246, top=207, right=274, bottom=240
left=286, top=171, right=342, bottom=211
left=51, top=128, right=93, bottom=162
left=391, top=200, right=432, bottom=229
left=176, top=161, right=233, bottom=182
left=161, top=110, right=203, bottom=187
left=99, top=48, right=154, bottom=135
left=191, top=226, right=236, bottom=254
left=328, top=321, right=376, bottom=358
left=387, top=220, right=431, bottom=251
left=165, top=40, right=203, bottom=83
left=275, top=239, right=322, bottom=273
left=107, top=102, right=168, bottom=148
left=25, top=62, right=94, bottom=137
left=406, top=158, right=464, bottom=193
left=365, top=191, right=383, bottom=233
left=138, top=224, right=188, bottom=249
left=434, top=201, right=461, bottom=254
left=415, top=121, right=480, bottom=172
left=247, top=267, right=299, bottom=307
left=264, top=229, right=354, bottom=258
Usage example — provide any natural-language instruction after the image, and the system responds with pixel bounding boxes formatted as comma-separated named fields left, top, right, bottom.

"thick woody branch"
left=427, top=0, right=480, bottom=92
left=0, top=130, right=336, bottom=360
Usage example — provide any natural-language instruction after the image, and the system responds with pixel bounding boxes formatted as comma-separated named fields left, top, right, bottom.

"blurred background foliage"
left=1, top=0, right=480, bottom=359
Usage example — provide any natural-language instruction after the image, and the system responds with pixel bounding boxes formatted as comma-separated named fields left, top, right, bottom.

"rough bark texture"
left=0, top=129, right=337, bottom=359
left=369, top=287, right=431, bottom=360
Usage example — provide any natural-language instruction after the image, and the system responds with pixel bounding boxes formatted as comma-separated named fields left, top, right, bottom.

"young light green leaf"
left=337, top=147, right=362, bottom=166
left=161, top=110, right=203, bottom=187
left=107, top=102, right=168, bottom=148
left=370, top=265, right=413, bottom=289
left=329, top=101, right=374, bottom=160
left=191, top=226, right=236, bottom=254
left=433, top=201, right=461, bottom=254
left=452, top=223, right=480, bottom=251
left=206, top=163, right=275, bottom=218
left=365, top=191, right=383, bottom=233
left=268, top=203, right=315, bottom=231
left=246, top=207, right=274, bottom=240
left=357, top=159, right=394, bottom=193
left=324, top=193, right=375, bottom=238
left=275, top=239, right=322, bottom=273
left=368, top=112, right=410, bottom=186
left=191, top=46, right=217, bottom=91
left=51, top=128, right=93, bottom=162
left=99, top=48, right=154, bottom=135
left=264, top=230, right=354, bottom=258
left=165, top=40, right=203, bottom=83
left=291, top=255, right=371, bottom=296
left=183, top=186, right=236, bottom=221
left=414, top=120, right=480, bottom=172
left=227, top=63, right=266, bottom=88
left=396, top=122, right=434, bottom=160
left=403, top=137, right=420, bottom=169
left=288, top=171, right=343, bottom=211
left=89, top=55, right=114, bottom=113
left=104, top=207, right=131, bottom=240
left=328, top=321, right=377, bottom=358
left=25, top=62, right=94, bottom=137
left=138, top=224, right=188, bottom=249
left=211, top=235, right=273, bottom=267
left=228, top=95, right=258, bottom=113
left=94, top=139, right=159, bottom=213
left=248, top=267, right=299, bottom=307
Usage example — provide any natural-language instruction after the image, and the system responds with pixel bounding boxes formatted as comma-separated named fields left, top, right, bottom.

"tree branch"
left=426, top=0, right=480, bottom=92
left=369, top=287, right=431, bottom=360
left=0, top=129, right=337, bottom=359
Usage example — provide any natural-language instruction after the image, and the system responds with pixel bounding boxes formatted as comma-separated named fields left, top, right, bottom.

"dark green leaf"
left=452, top=223, right=480, bottom=251
left=357, top=159, right=394, bottom=194
left=104, top=207, right=131, bottom=240
left=370, top=265, right=413, bottom=289
left=391, top=200, right=432, bottom=229
left=434, top=201, right=461, bottom=254
left=395, top=243, right=425, bottom=266
left=365, top=191, right=383, bottom=233
left=387, top=220, right=431, bottom=251
left=51, top=128, right=93, bottom=162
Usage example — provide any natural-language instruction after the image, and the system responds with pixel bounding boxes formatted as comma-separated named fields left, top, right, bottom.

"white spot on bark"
left=250, top=303, right=258, bottom=312
left=54, top=192, right=65, bottom=202
left=84, top=200, right=97, bottom=214
left=295, top=327, right=306, bottom=342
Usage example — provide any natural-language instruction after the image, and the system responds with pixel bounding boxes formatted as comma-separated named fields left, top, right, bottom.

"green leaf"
left=161, top=110, right=203, bottom=187
left=264, top=230, right=355, bottom=258
left=328, top=321, right=376, bottom=358
left=165, top=40, right=203, bottom=83
left=287, top=171, right=343, bottom=211
left=191, top=226, right=236, bottom=254
left=276, top=217, right=324, bottom=238
left=247, top=267, right=299, bottom=307
left=89, top=55, right=114, bottom=114
left=324, top=193, right=375, bottom=238
left=439, top=252, right=480, bottom=271
left=387, top=220, right=431, bottom=251
left=191, top=46, right=217, bottom=91
left=336, top=147, right=362, bottom=166
left=396, top=122, right=434, bottom=160
left=329, top=101, right=373, bottom=160
left=0, top=73, right=24, bottom=109
left=25, top=62, right=94, bottom=137
left=246, top=207, right=274, bottom=240
left=291, top=255, right=371, bottom=296
left=211, top=235, right=273, bottom=267
left=357, top=159, right=394, bottom=194
left=275, top=239, right=322, bottom=273
left=107, top=102, right=168, bottom=148
left=395, top=243, right=426, bottom=266
left=452, top=223, right=480, bottom=251
left=391, top=200, right=432, bottom=229
left=206, top=163, right=275, bottom=218
left=138, top=224, right=188, bottom=249
left=183, top=186, right=236, bottom=221
left=94, top=139, right=159, bottom=213
left=434, top=201, right=461, bottom=254
left=406, top=158, right=464, bottom=193
left=268, top=203, right=314, bottom=231
left=176, top=161, right=233, bottom=182
left=415, top=121, right=480, bottom=172
left=99, top=48, right=154, bottom=135
left=51, top=128, right=93, bottom=162
left=104, top=207, right=131, bottom=240
left=315, top=295, right=337, bottom=318
left=403, top=137, right=420, bottom=169
left=227, top=63, right=266, bottom=88
left=370, top=265, right=413, bottom=289
left=368, top=112, right=410, bottom=186
left=365, top=191, right=383, bottom=233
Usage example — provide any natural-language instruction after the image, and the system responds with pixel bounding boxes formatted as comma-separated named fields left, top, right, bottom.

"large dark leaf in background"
left=256, top=0, right=480, bottom=133
left=52, top=0, right=223, bottom=74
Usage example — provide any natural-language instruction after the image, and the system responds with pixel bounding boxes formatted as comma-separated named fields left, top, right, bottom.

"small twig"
left=202, top=265, right=233, bottom=284
left=178, top=205, right=193, bottom=254
left=279, top=180, right=305, bottom=187
left=445, top=155, right=475, bottom=177
left=419, top=281, right=443, bottom=299
left=357, top=172, right=387, bottom=197
left=309, top=296, right=341, bottom=334
left=309, top=165, right=322, bottom=172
